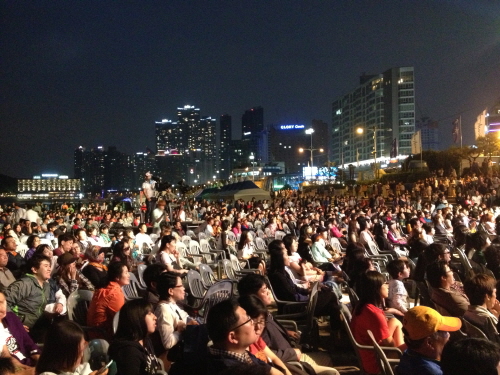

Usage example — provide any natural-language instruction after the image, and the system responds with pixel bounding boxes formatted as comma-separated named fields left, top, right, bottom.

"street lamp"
left=249, top=153, right=256, bottom=181
left=300, top=128, right=324, bottom=181
left=356, top=125, right=378, bottom=179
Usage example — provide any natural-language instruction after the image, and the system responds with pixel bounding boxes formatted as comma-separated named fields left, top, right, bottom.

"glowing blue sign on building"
left=280, top=124, right=305, bottom=130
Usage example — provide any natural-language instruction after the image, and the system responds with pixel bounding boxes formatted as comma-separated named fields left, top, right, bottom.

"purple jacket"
left=2, top=312, right=40, bottom=366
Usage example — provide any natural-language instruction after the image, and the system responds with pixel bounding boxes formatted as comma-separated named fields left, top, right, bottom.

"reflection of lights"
left=356, top=128, right=364, bottom=134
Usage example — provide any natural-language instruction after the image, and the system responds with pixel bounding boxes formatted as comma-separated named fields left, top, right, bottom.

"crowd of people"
left=0, top=171, right=500, bottom=374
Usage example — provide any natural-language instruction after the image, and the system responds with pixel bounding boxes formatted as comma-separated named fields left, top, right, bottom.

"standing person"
left=142, top=172, right=157, bottom=225
left=109, top=299, right=162, bottom=375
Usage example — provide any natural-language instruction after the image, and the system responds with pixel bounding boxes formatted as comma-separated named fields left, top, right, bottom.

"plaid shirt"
left=208, top=347, right=254, bottom=365
left=57, top=270, right=95, bottom=297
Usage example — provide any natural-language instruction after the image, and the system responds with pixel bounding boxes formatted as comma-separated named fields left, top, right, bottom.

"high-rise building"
left=155, top=119, right=182, bottom=152
left=488, top=100, right=500, bottom=133
left=218, top=114, right=232, bottom=178
left=332, top=67, right=415, bottom=167
left=155, top=105, right=217, bottom=184
left=242, top=106, right=264, bottom=134
left=416, top=118, right=439, bottom=150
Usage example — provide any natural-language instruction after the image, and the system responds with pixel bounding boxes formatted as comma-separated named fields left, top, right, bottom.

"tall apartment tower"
left=218, top=114, right=232, bottom=178
left=155, top=119, right=182, bottom=152
left=331, top=67, right=415, bottom=166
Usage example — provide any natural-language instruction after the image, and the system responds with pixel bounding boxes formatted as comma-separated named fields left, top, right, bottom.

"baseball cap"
left=57, top=252, right=77, bottom=267
left=316, top=226, right=328, bottom=234
left=403, top=306, right=462, bottom=340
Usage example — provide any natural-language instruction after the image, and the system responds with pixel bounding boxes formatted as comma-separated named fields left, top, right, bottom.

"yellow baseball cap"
left=403, top=306, right=462, bottom=340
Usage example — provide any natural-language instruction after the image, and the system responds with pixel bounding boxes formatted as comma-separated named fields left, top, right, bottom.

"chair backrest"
left=367, top=330, right=396, bottom=375
left=199, top=264, right=217, bottom=289
left=347, top=286, right=359, bottom=310
left=330, top=237, right=344, bottom=252
left=275, top=231, right=286, bottom=240
left=461, top=318, right=488, bottom=339
left=17, top=244, right=29, bottom=258
left=222, top=259, right=237, bottom=280
left=88, top=338, right=110, bottom=370
left=229, top=254, right=243, bottom=271
left=340, top=309, right=373, bottom=372
left=257, top=229, right=266, bottom=239
left=199, top=280, right=233, bottom=319
left=186, top=230, right=196, bottom=239
left=19, top=235, right=28, bottom=245
left=199, top=238, right=211, bottom=252
left=122, top=273, right=141, bottom=300
left=254, top=237, right=267, bottom=251
left=176, top=241, right=188, bottom=258
left=367, top=241, right=380, bottom=256
left=189, top=241, right=202, bottom=255
left=182, top=235, right=192, bottom=248
left=226, top=231, right=236, bottom=243
left=187, top=270, right=206, bottom=300
left=246, top=222, right=254, bottom=229
left=39, top=238, right=54, bottom=249
left=198, top=232, right=207, bottom=241
left=137, top=264, right=147, bottom=287
left=264, top=228, right=272, bottom=237
left=67, top=290, right=94, bottom=326
left=282, top=223, right=291, bottom=234
left=113, top=311, right=120, bottom=334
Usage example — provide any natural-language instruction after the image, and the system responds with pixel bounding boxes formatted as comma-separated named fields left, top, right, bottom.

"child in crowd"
left=386, top=259, right=410, bottom=314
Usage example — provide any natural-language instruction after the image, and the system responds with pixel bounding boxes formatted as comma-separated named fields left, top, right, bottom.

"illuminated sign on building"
left=280, top=125, right=305, bottom=130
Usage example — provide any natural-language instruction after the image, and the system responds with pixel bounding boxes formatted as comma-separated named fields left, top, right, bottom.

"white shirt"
left=142, top=180, right=157, bottom=199
left=155, top=301, right=189, bottom=350
left=135, top=232, right=153, bottom=253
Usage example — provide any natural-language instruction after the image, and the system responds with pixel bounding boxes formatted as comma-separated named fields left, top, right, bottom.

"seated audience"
left=0, top=249, right=15, bottom=288
left=463, top=273, right=500, bottom=341
left=143, top=263, right=167, bottom=310
left=387, top=259, right=410, bottom=314
left=440, top=337, right=500, bottom=375
left=109, top=299, right=162, bottom=375
left=397, top=306, right=461, bottom=375
left=55, top=252, right=94, bottom=298
left=81, top=246, right=108, bottom=289
left=350, top=271, right=405, bottom=375
left=87, top=261, right=129, bottom=339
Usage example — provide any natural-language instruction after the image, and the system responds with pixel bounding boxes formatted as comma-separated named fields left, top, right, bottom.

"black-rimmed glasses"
left=230, top=317, right=254, bottom=331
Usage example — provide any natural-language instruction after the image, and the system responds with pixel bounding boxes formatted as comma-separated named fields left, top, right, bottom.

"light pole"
left=249, top=153, right=255, bottom=181
left=356, top=126, right=378, bottom=179
left=300, top=127, right=324, bottom=181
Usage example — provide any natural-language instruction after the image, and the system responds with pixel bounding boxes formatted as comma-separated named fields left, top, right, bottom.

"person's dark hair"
left=424, top=243, right=448, bottom=263
left=114, top=299, right=153, bottom=342
left=0, top=357, right=16, bottom=374
left=426, top=260, right=449, bottom=289
left=29, top=254, right=50, bottom=271
left=354, top=271, right=385, bottom=316
left=464, top=273, right=496, bottom=306
left=206, top=298, right=240, bottom=344
left=268, top=240, right=285, bottom=273
left=156, top=272, right=180, bottom=300
left=34, top=243, right=51, bottom=256
left=26, top=235, right=39, bottom=249
left=58, top=233, right=74, bottom=247
left=0, top=236, right=13, bottom=248
left=238, top=294, right=267, bottom=319
left=112, top=240, right=129, bottom=260
left=372, top=223, right=384, bottom=237
left=237, top=230, right=251, bottom=250
left=467, top=231, right=488, bottom=252
left=36, top=320, right=85, bottom=374
left=422, top=223, right=433, bottom=234
left=403, top=329, right=442, bottom=350
left=386, top=259, right=408, bottom=280
left=143, top=263, right=167, bottom=290
left=441, top=338, right=500, bottom=375
left=237, top=274, right=267, bottom=297
left=282, top=234, right=296, bottom=255
left=159, top=235, right=176, bottom=252
left=484, top=244, right=500, bottom=277
left=221, top=219, right=231, bottom=232
left=453, top=225, right=470, bottom=248
left=106, top=261, right=126, bottom=286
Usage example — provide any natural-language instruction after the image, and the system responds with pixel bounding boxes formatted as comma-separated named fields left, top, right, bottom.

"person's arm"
left=263, top=345, right=292, bottom=375
left=156, top=305, right=184, bottom=350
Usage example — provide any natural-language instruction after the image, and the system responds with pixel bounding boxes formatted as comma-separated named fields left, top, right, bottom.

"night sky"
left=2, top=1, right=500, bottom=178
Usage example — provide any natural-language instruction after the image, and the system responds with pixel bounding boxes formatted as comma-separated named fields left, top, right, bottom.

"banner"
left=411, top=130, right=422, bottom=154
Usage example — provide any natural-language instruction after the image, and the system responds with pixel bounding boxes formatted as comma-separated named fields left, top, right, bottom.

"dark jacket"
left=268, top=270, right=309, bottom=302
left=108, top=339, right=161, bottom=375
left=5, top=274, right=50, bottom=328
left=206, top=350, right=270, bottom=375
left=7, top=252, right=26, bottom=279
left=81, top=264, right=107, bottom=289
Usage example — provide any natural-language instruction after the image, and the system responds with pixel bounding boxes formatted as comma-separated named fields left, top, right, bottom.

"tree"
left=475, top=133, right=500, bottom=160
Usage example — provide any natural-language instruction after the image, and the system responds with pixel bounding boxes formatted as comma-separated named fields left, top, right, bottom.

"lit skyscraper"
left=218, top=114, right=232, bottom=178
left=332, top=67, right=415, bottom=166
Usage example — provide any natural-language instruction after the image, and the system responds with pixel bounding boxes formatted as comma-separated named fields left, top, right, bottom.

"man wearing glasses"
left=206, top=298, right=281, bottom=375
left=397, top=306, right=462, bottom=375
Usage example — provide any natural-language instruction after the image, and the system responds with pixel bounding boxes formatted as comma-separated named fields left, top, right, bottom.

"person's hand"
left=385, top=307, right=404, bottom=316
left=187, top=319, right=199, bottom=326
left=23, top=325, right=30, bottom=332
left=54, top=303, right=63, bottom=314
left=177, top=321, right=187, bottom=332
left=90, top=370, right=108, bottom=375
left=287, top=330, right=300, bottom=340
left=293, top=347, right=302, bottom=361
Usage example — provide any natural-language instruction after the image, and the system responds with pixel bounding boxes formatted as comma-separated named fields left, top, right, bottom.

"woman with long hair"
left=155, top=235, right=188, bottom=276
left=350, top=271, right=405, bottom=375
left=237, top=231, right=265, bottom=274
left=55, top=253, right=94, bottom=298
left=109, top=299, right=162, bottom=375
left=36, top=320, right=105, bottom=375
left=110, top=240, right=136, bottom=272
left=81, top=246, right=108, bottom=289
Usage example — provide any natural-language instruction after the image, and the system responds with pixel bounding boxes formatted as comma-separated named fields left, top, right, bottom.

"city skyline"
left=2, top=1, right=500, bottom=178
